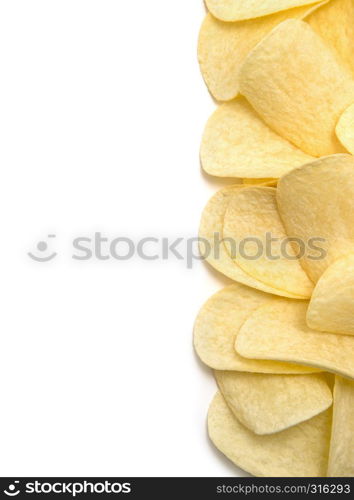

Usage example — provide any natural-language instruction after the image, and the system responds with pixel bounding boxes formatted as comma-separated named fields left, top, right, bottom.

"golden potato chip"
left=307, top=0, right=354, bottom=78
left=277, top=154, right=354, bottom=283
left=324, top=372, right=335, bottom=392
left=205, top=0, right=323, bottom=22
left=200, top=98, right=314, bottom=178
left=243, top=178, right=277, bottom=186
left=208, top=392, right=331, bottom=477
left=223, top=187, right=314, bottom=298
left=215, top=370, right=332, bottom=435
left=199, top=185, right=310, bottom=297
left=239, top=19, right=354, bottom=156
left=328, top=377, right=354, bottom=477
left=194, top=284, right=319, bottom=373
left=236, top=300, right=354, bottom=380
left=307, top=254, right=354, bottom=336
left=198, top=6, right=324, bottom=101
left=336, top=102, right=354, bottom=154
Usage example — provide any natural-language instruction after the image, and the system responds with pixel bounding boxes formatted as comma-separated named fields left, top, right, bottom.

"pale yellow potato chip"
left=215, top=370, right=332, bottom=435
left=199, top=185, right=310, bottom=297
left=328, top=377, right=354, bottom=477
left=193, top=284, right=319, bottom=373
left=205, top=0, right=323, bottom=22
left=208, top=392, right=331, bottom=477
left=198, top=6, right=323, bottom=102
left=200, top=98, right=314, bottom=178
left=239, top=19, right=354, bottom=156
left=236, top=300, right=354, bottom=380
left=307, top=254, right=354, bottom=336
left=307, top=0, right=354, bottom=78
left=223, top=187, right=314, bottom=298
left=336, top=103, right=354, bottom=154
left=277, top=154, right=354, bottom=283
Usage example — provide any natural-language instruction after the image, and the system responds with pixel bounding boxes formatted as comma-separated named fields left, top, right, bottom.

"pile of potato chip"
left=195, top=0, right=354, bottom=477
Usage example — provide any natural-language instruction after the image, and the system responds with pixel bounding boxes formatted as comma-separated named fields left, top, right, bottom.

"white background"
left=0, top=0, right=246, bottom=476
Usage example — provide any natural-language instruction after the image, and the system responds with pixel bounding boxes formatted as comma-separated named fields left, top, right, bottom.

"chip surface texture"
left=239, top=19, right=354, bottom=156
left=208, top=392, right=331, bottom=477
left=205, top=0, right=323, bottom=22
left=336, top=102, right=354, bottom=154
left=198, top=5, right=323, bottom=101
left=194, top=285, right=317, bottom=373
left=215, top=370, right=332, bottom=435
left=307, top=254, right=354, bottom=336
left=277, top=154, right=354, bottom=283
left=236, top=300, right=354, bottom=380
left=223, top=187, right=314, bottom=297
left=200, top=98, right=314, bottom=178
left=328, top=377, right=354, bottom=477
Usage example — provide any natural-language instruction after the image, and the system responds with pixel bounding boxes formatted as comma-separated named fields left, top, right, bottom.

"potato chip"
left=223, top=187, right=314, bottom=297
left=277, top=154, right=354, bottom=283
left=243, top=178, right=277, bottom=186
left=239, top=19, right=354, bottom=156
left=236, top=300, right=354, bottom=380
left=205, top=0, right=323, bottom=22
left=194, top=284, right=319, bottom=373
left=208, top=392, right=331, bottom=477
left=336, top=102, right=354, bottom=154
left=199, top=185, right=310, bottom=298
left=215, top=370, right=332, bottom=435
left=324, top=372, right=335, bottom=392
left=307, top=254, right=354, bottom=336
left=307, top=0, right=354, bottom=78
left=200, top=98, right=314, bottom=178
left=198, top=6, right=324, bottom=102
left=328, top=377, right=354, bottom=477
